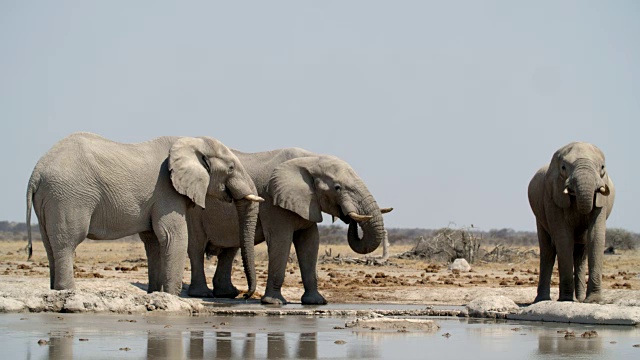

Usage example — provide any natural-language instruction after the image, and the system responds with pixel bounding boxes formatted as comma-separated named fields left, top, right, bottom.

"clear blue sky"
left=2, top=1, right=638, bottom=232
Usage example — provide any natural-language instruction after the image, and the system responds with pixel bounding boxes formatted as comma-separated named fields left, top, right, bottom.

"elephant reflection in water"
left=46, top=330, right=74, bottom=360
left=165, top=330, right=318, bottom=359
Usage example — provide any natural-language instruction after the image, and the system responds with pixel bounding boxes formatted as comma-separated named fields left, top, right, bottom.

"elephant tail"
left=26, top=172, right=40, bottom=261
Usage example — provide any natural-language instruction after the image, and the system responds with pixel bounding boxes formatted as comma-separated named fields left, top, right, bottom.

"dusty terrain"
left=0, top=239, right=638, bottom=310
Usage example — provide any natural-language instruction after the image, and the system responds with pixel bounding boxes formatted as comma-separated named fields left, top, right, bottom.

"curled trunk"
left=234, top=198, right=259, bottom=298
left=346, top=191, right=386, bottom=254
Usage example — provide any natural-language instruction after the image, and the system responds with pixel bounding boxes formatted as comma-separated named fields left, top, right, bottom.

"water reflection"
left=145, top=330, right=319, bottom=359
left=47, top=330, right=74, bottom=359
left=537, top=332, right=603, bottom=356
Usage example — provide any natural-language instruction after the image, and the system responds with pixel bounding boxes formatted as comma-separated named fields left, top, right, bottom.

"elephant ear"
left=545, top=158, right=570, bottom=209
left=267, top=157, right=323, bottom=222
left=168, top=137, right=212, bottom=208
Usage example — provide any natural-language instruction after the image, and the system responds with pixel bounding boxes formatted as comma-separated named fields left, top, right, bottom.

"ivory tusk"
left=563, top=187, right=569, bottom=194
left=598, top=186, right=610, bottom=195
left=380, top=207, right=394, bottom=214
left=244, top=194, right=265, bottom=202
left=348, top=212, right=373, bottom=222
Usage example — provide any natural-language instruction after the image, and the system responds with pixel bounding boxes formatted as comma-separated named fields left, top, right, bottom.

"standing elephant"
left=26, top=132, right=263, bottom=296
left=528, top=142, right=615, bottom=303
left=187, top=148, right=392, bottom=305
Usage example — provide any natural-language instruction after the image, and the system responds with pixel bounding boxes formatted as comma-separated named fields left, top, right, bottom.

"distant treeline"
left=1, top=221, right=638, bottom=250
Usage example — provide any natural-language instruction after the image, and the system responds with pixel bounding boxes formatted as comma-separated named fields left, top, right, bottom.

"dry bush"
left=395, top=224, right=483, bottom=263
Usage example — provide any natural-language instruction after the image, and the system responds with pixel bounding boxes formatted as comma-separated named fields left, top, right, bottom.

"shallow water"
left=1, top=312, right=639, bottom=359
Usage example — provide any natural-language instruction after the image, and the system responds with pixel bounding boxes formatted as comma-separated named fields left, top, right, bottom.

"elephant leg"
left=47, top=213, right=88, bottom=290
left=140, top=231, right=162, bottom=293
left=39, top=224, right=55, bottom=289
left=293, top=225, right=327, bottom=305
left=534, top=222, right=555, bottom=303
left=212, top=247, right=240, bottom=298
left=555, top=231, right=576, bottom=302
left=585, top=209, right=606, bottom=304
left=261, top=228, right=294, bottom=305
left=573, top=242, right=587, bottom=302
left=152, top=208, right=189, bottom=296
left=186, top=208, right=212, bottom=297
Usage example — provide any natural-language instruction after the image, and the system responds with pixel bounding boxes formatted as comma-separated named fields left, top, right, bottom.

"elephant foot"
left=188, top=285, right=214, bottom=298
left=533, top=294, right=551, bottom=304
left=212, top=286, right=240, bottom=299
left=557, top=296, right=575, bottom=302
left=583, top=293, right=603, bottom=304
left=261, top=293, right=288, bottom=305
left=301, top=291, right=327, bottom=305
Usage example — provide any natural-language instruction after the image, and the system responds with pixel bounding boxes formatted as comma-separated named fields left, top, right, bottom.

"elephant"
left=26, top=132, right=263, bottom=296
left=186, top=147, right=392, bottom=305
left=528, top=142, right=615, bottom=304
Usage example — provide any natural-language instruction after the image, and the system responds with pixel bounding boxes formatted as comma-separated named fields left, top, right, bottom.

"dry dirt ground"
left=1, top=240, right=638, bottom=310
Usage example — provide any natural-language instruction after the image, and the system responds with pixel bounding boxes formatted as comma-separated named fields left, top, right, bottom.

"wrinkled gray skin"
left=187, top=148, right=390, bottom=305
left=528, top=142, right=615, bottom=304
left=26, top=132, right=262, bottom=296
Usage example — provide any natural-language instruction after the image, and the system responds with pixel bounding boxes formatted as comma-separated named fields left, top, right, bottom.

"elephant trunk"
left=345, top=187, right=386, bottom=254
left=234, top=198, right=259, bottom=299
left=573, top=163, right=597, bottom=215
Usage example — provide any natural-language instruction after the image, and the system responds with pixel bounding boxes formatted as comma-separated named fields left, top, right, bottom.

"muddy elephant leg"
left=585, top=209, right=606, bottom=304
left=534, top=222, right=555, bottom=303
left=152, top=208, right=188, bottom=296
left=261, top=227, right=294, bottom=305
left=573, top=242, right=587, bottom=302
left=293, top=224, right=327, bottom=305
left=212, top=247, right=241, bottom=298
left=140, top=231, right=162, bottom=293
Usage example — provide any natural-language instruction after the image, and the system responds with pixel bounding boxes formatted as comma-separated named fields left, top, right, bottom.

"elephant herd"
left=26, top=133, right=615, bottom=305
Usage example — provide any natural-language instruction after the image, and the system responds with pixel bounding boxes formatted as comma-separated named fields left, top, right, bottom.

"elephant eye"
left=561, top=164, right=566, bottom=171
left=201, top=155, right=211, bottom=173
left=228, top=165, right=235, bottom=173
left=334, top=184, right=342, bottom=191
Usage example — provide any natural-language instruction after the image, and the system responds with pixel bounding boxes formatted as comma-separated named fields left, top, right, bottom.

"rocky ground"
left=1, top=240, right=639, bottom=317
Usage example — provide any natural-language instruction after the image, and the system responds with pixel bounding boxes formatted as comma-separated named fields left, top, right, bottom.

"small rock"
left=333, top=326, right=344, bottom=330
left=449, top=259, right=471, bottom=272
left=37, top=339, right=49, bottom=346
left=633, top=344, right=640, bottom=348
left=564, top=331, right=576, bottom=339
left=442, top=332, right=452, bottom=338
left=164, top=325, right=171, bottom=328
left=119, top=347, right=131, bottom=351
left=20, top=318, right=27, bottom=320
left=581, top=331, right=598, bottom=338
left=335, top=340, right=346, bottom=345
left=79, top=339, right=89, bottom=342
left=220, top=322, right=229, bottom=326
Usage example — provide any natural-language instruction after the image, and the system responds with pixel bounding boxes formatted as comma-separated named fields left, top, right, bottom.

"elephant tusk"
left=348, top=212, right=373, bottom=222
left=598, top=186, right=610, bottom=196
left=380, top=207, right=394, bottom=214
left=563, top=187, right=569, bottom=194
left=244, top=194, right=265, bottom=202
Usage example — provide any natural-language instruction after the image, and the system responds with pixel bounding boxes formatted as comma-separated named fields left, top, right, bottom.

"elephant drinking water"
left=187, top=148, right=392, bottom=305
